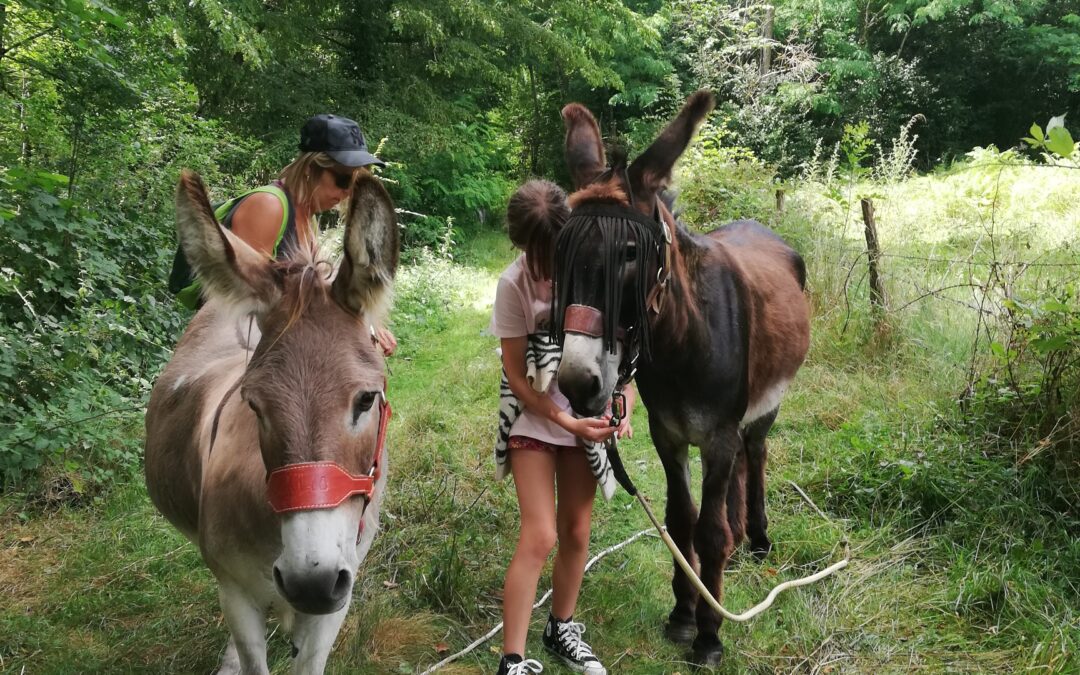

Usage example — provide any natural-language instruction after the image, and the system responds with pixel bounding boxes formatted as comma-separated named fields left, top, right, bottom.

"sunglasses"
left=329, top=169, right=355, bottom=190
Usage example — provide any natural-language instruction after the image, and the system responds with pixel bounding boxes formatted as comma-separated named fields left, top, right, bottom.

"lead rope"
left=600, top=430, right=849, bottom=623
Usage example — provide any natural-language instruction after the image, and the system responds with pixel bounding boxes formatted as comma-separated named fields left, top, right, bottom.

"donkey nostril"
left=273, top=565, right=285, bottom=591
left=334, top=569, right=351, bottom=598
left=590, top=375, right=601, bottom=395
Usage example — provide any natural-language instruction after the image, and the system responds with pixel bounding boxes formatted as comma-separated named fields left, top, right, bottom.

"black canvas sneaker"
left=541, top=614, right=607, bottom=674
left=496, top=653, right=543, bottom=675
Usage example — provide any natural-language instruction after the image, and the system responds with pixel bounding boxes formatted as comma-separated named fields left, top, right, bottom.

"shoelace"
left=557, top=621, right=597, bottom=661
left=507, top=658, right=543, bottom=674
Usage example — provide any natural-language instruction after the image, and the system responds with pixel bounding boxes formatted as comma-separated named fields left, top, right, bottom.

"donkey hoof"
left=664, top=619, right=696, bottom=645
left=690, top=642, right=724, bottom=668
left=750, top=538, right=772, bottom=562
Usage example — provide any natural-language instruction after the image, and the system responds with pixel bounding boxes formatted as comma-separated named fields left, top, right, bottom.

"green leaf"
left=1031, top=335, right=1070, bottom=352
left=1045, top=127, right=1075, bottom=158
left=1028, top=123, right=1044, bottom=142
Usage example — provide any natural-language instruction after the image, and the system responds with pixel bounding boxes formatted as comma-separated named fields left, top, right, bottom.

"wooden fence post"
left=775, top=188, right=785, bottom=213
left=861, top=198, right=887, bottom=314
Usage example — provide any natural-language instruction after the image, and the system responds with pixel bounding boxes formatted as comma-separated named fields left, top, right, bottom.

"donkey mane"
left=567, top=182, right=628, bottom=208
left=654, top=206, right=704, bottom=348
left=270, top=246, right=336, bottom=328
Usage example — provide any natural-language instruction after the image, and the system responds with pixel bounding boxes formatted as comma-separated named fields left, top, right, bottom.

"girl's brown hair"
left=506, top=179, right=569, bottom=281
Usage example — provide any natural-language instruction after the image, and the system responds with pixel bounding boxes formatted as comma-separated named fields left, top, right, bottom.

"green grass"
left=3, top=165, right=1079, bottom=673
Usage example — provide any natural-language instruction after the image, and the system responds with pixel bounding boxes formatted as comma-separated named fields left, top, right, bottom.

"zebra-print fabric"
left=495, top=334, right=617, bottom=500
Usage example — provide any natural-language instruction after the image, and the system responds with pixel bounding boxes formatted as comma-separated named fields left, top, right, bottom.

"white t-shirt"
left=489, top=254, right=579, bottom=447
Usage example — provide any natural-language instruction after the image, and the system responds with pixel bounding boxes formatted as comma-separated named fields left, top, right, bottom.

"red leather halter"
left=564, top=304, right=627, bottom=341
left=265, top=392, right=391, bottom=540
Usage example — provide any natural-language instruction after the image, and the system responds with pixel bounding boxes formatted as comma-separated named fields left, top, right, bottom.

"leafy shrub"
left=385, top=117, right=516, bottom=234
left=968, top=286, right=1080, bottom=461
left=674, top=122, right=778, bottom=227
left=0, top=169, right=183, bottom=490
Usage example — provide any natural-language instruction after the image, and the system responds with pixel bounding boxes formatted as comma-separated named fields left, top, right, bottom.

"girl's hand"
left=374, top=325, right=397, bottom=357
left=615, top=384, right=636, bottom=439
left=572, top=417, right=617, bottom=445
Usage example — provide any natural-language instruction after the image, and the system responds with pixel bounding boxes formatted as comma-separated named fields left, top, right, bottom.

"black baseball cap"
left=298, top=114, right=385, bottom=168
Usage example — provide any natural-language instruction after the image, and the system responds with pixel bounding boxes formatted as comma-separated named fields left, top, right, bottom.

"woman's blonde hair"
left=278, top=152, right=356, bottom=213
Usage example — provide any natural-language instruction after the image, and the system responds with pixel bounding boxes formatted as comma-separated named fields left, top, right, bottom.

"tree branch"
left=2, top=24, right=59, bottom=60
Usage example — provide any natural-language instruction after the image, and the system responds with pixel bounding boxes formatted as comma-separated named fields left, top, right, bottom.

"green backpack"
left=169, top=185, right=292, bottom=309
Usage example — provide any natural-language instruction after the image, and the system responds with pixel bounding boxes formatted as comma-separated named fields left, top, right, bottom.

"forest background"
left=1, top=1, right=1079, bottom=672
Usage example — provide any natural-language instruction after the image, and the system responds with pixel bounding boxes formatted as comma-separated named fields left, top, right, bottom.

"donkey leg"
left=289, top=604, right=350, bottom=675
left=691, top=425, right=741, bottom=667
left=725, top=446, right=748, bottom=552
left=744, top=408, right=778, bottom=561
left=217, top=581, right=269, bottom=675
left=652, top=419, right=698, bottom=645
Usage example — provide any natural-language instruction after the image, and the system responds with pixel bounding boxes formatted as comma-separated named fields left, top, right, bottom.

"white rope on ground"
left=418, top=483, right=850, bottom=672
left=417, top=528, right=657, bottom=675
left=632, top=491, right=849, bottom=623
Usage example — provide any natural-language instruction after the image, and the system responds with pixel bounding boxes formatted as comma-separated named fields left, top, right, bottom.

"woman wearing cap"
left=228, top=113, right=397, bottom=355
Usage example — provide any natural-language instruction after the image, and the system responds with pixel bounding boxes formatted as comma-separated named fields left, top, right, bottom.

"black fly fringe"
left=552, top=209, right=660, bottom=361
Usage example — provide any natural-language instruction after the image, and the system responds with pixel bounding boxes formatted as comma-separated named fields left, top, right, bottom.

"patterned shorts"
left=507, top=435, right=581, bottom=454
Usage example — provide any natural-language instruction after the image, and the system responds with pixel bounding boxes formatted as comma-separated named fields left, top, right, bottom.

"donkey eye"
left=351, top=391, right=378, bottom=425
left=625, top=245, right=637, bottom=262
left=248, top=400, right=263, bottom=419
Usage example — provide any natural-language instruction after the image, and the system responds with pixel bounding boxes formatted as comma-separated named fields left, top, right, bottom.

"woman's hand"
left=571, top=417, right=617, bottom=445
left=374, top=325, right=397, bottom=357
left=616, top=415, right=633, bottom=439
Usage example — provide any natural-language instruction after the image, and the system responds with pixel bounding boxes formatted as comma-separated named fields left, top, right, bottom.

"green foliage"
left=973, top=286, right=1080, bottom=455
left=670, top=0, right=1079, bottom=172
left=0, top=168, right=183, bottom=487
left=1024, top=115, right=1077, bottom=162
left=674, top=122, right=777, bottom=226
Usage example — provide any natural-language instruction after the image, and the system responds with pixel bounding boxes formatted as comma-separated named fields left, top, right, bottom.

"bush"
left=968, top=285, right=1080, bottom=463
left=0, top=168, right=184, bottom=489
left=674, top=122, right=778, bottom=227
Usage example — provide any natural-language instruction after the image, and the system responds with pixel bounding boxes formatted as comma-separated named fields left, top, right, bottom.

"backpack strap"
left=216, top=185, right=292, bottom=257
left=171, top=185, right=295, bottom=310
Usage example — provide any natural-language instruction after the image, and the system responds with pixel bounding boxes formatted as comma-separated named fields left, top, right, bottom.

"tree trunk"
left=528, top=64, right=540, bottom=176
left=68, top=115, right=83, bottom=199
left=20, top=74, right=31, bottom=163
left=0, top=4, right=7, bottom=64
left=760, top=5, right=774, bottom=77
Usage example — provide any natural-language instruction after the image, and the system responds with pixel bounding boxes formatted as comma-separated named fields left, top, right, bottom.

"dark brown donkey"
left=547, top=91, right=809, bottom=665
left=145, top=170, right=398, bottom=675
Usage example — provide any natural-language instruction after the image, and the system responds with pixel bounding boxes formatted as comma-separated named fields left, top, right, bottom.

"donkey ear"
left=562, top=103, right=607, bottom=190
left=332, top=172, right=399, bottom=321
left=628, top=90, right=714, bottom=207
left=175, top=169, right=280, bottom=310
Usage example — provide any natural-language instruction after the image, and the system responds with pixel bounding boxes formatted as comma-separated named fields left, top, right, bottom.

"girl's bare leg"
left=551, top=449, right=597, bottom=619
left=503, top=449, right=557, bottom=656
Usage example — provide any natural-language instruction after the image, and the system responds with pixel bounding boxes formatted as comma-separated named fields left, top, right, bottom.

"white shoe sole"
left=543, top=645, right=606, bottom=675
